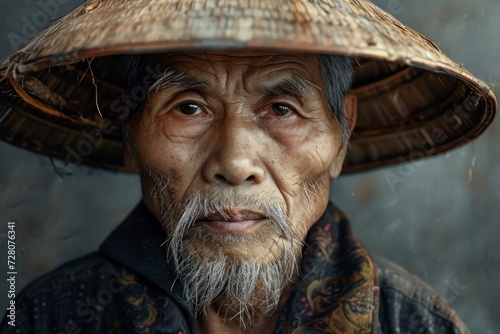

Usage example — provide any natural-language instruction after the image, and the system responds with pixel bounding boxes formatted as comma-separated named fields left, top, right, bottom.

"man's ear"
left=329, top=93, right=357, bottom=179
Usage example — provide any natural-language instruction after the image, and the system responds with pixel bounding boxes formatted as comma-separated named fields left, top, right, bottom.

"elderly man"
left=0, top=0, right=497, bottom=333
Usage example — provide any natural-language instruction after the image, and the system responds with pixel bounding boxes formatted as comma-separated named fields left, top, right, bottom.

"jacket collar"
left=98, top=201, right=194, bottom=325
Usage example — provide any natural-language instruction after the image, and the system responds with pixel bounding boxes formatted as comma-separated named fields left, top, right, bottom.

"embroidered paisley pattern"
left=105, top=271, right=188, bottom=333
left=276, top=203, right=379, bottom=334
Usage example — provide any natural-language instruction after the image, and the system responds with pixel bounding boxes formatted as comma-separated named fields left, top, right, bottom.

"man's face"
left=127, top=50, right=353, bottom=314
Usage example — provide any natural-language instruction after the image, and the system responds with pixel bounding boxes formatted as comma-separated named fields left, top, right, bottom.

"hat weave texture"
left=0, top=0, right=496, bottom=173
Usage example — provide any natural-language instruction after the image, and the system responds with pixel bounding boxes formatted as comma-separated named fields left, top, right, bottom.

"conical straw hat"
left=0, top=0, right=496, bottom=173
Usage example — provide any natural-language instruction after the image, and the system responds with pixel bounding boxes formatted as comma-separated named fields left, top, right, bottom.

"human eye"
left=270, top=103, right=295, bottom=117
left=176, top=102, right=203, bottom=116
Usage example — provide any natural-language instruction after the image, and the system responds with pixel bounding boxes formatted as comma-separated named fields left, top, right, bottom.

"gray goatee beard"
left=163, top=191, right=300, bottom=325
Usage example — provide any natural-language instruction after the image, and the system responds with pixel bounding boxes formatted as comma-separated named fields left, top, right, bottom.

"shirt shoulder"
left=1, top=252, right=124, bottom=333
left=0, top=252, right=189, bottom=334
left=376, top=257, right=469, bottom=334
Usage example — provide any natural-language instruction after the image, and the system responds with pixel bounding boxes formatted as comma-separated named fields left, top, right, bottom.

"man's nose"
left=202, top=119, right=266, bottom=186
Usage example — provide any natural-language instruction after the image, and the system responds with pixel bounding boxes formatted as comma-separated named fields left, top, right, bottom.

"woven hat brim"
left=0, top=0, right=496, bottom=173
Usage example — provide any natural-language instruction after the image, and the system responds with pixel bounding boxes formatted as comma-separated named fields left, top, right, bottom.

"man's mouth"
left=196, top=210, right=266, bottom=234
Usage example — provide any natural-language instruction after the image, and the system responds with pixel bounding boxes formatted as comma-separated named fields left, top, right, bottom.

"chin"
left=173, top=228, right=299, bottom=319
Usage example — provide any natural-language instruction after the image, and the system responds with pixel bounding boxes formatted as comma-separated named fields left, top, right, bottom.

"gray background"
left=0, top=0, right=499, bottom=332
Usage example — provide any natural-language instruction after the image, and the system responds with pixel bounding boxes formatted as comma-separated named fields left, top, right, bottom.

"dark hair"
left=120, top=53, right=354, bottom=140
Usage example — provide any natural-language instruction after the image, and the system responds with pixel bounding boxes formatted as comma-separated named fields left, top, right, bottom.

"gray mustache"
left=168, top=191, right=290, bottom=240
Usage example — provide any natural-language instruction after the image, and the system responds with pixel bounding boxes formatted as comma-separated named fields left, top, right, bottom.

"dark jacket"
left=1, top=201, right=468, bottom=333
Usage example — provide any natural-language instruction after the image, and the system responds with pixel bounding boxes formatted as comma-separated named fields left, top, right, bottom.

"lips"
left=196, top=210, right=266, bottom=234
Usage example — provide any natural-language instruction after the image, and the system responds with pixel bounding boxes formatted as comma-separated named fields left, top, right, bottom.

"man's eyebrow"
left=255, top=75, right=321, bottom=101
left=148, top=67, right=207, bottom=94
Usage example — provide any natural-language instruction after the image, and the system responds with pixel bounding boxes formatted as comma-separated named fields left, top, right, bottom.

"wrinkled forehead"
left=146, top=50, right=325, bottom=82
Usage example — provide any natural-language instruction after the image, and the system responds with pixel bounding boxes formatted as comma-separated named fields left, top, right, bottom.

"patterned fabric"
left=274, top=202, right=379, bottom=334
left=0, top=201, right=468, bottom=333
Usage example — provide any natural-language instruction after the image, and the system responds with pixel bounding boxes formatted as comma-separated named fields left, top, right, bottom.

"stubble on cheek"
left=140, top=164, right=184, bottom=225
left=287, top=170, right=331, bottom=240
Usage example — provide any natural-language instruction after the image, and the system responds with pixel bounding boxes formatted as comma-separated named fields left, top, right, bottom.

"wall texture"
left=0, top=0, right=498, bottom=332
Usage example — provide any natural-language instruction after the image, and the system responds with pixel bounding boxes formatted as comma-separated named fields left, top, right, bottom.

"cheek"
left=274, top=124, right=340, bottom=181
left=129, top=113, right=203, bottom=199
left=268, top=122, right=339, bottom=227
